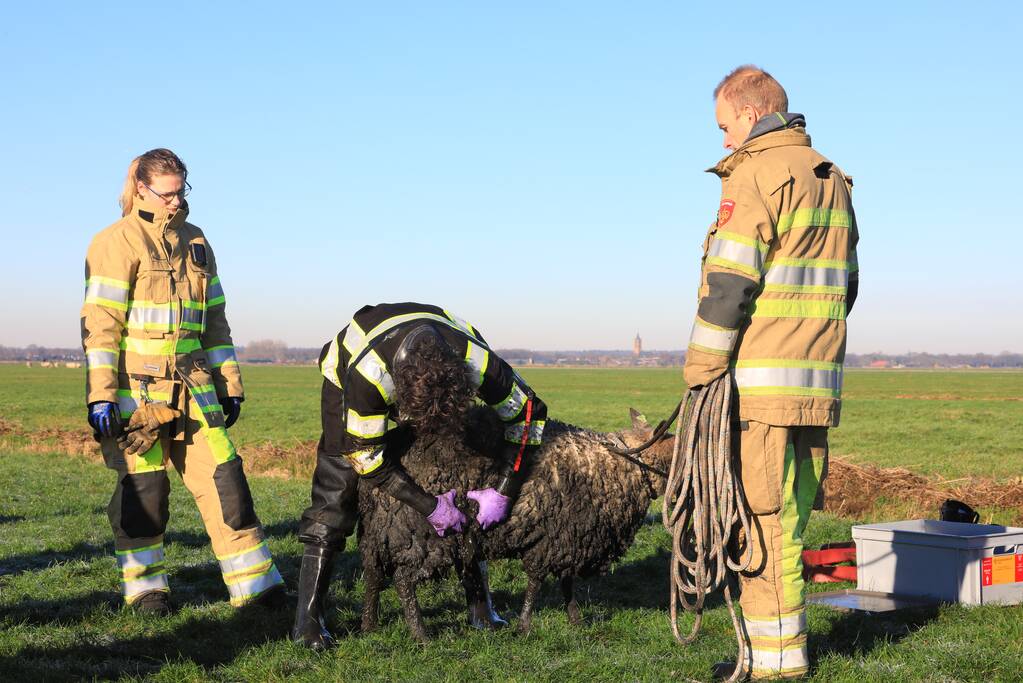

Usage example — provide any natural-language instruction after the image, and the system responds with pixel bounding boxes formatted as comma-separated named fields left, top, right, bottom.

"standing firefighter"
left=292, top=302, right=547, bottom=649
left=81, top=148, right=285, bottom=614
left=684, top=67, right=859, bottom=680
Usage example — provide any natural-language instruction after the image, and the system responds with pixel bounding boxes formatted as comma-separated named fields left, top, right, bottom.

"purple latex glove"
left=426, top=490, right=467, bottom=537
left=467, top=488, right=512, bottom=530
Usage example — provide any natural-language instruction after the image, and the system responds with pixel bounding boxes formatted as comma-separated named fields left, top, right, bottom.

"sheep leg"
left=395, top=576, right=429, bottom=643
left=561, top=576, right=583, bottom=626
left=360, top=563, right=382, bottom=633
left=518, top=575, right=543, bottom=633
left=459, top=560, right=507, bottom=629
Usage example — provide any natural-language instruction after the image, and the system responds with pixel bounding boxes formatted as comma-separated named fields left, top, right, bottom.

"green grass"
left=2, top=365, right=1022, bottom=680
left=5, top=365, right=1022, bottom=478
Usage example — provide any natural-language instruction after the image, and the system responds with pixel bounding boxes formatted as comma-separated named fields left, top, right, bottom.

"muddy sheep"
left=357, top=407, right=675, bottom=640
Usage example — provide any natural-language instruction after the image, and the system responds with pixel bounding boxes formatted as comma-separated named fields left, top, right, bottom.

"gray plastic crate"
left=852, top=520, right=1023, bottom=605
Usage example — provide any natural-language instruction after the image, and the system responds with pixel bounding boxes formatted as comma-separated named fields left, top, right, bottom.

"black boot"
left=131, top=590, right=172, bottom=616
left=290, top=545, right=337, bottom=650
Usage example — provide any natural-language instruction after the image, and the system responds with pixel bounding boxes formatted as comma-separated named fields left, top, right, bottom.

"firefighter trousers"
left=298, top=377, right=417, bottom=550
left=298, top=377, right=360, bottom=550
left=736, top=420, right=828, bottom=679
left=100, top=391, right=283, bottom=606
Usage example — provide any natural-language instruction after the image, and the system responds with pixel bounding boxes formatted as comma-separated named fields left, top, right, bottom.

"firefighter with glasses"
left=81, top=148, right=285, bottom=614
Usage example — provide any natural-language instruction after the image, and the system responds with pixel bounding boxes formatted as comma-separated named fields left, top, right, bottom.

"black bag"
left=939, top=498, right=979, bottom=524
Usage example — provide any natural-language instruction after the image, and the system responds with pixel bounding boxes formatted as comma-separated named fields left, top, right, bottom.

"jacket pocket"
left=124, top=353, right=167, bottom=378
left=138, top=260, right=173, bottom=305
left=701, top=222, right=718, bottom=259
left=737, top=422, right=785, bottom=515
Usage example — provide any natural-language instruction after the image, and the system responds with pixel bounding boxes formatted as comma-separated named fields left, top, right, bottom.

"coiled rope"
left=662, top=375, right=752, bottom=683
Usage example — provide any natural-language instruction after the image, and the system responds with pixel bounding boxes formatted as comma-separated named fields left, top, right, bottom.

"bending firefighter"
left=292, top=302, right=547, bottom=649
left=81, top=148, right=285, bottom=614
left=684, top=67, right=859, bottom=680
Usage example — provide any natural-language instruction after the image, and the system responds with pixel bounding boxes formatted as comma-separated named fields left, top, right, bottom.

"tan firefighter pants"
left=736, top=421, right=828, bottom=679
left=100, top=389, right=283, bottom=606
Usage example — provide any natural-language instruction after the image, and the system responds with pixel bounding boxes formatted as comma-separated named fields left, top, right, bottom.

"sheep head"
left=619, top=408, right=676, bottom=495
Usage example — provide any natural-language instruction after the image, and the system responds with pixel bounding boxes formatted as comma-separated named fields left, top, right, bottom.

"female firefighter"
left=81, top=148, right=285, bottom=614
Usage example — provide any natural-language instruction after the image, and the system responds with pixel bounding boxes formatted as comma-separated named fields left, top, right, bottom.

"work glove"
left=426, top=489, right=467, bottom=537
left=466, top=487, right=512, bottom=529
left=117, top=402, right=181, bottom=456
left=88, top=401, right=122, bottom=438
left=222, top=397, right=242, bottom=429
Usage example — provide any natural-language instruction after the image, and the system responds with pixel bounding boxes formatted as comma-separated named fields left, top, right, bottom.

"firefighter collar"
left=134, top=196, right=189, bottom=233
left=706, top=121, right=811, bottom=179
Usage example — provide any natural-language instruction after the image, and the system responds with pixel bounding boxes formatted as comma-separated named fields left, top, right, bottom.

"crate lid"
left=852, top=520, right=1023, bottom=549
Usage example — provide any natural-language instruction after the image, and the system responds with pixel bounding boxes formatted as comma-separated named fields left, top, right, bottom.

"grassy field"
left=1, top=365, right=1022, bottom=681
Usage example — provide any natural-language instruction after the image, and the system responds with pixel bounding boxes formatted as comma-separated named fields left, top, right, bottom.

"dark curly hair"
left=392, top=331, right=476, bottom=439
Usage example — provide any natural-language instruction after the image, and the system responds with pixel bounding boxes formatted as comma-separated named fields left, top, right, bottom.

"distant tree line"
left=237, top=340, right=320, bottom=364
left=3, top=344, right=1021, bottom=368
left=843, top=351, right=1023, bottom=368
left=0, top=345, right=84, bottom=361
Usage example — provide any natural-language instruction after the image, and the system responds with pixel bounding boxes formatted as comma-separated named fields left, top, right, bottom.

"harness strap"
left=513, top=397, right=533, bottom=473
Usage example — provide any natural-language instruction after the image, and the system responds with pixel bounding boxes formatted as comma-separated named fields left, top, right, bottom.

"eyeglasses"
left=143, top=180, right=191, bottom=202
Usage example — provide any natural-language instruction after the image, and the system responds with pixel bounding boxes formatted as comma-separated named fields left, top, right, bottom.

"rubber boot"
left=466, top=561, right=508, bottom=629
left=290, top=545, right=336, bottom=650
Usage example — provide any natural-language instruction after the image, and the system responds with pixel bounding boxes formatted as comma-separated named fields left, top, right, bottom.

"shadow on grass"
left=0, top=540, right=115, bottom=577
left=0, top=599, right=296, bottom=681
left=0, top=518, right=301, bottom=579
left=810, top=604, right=941, bottom=662
left=477, top=548, right=704, bottom=628
left=0, top=515, right=26, bottom=524
left=0, top=590, right=120, bottom=627
left=0, top=529, right=215, bottom=578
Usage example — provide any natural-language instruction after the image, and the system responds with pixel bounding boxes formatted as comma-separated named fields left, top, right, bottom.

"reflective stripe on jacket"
left=684, top=115, right=859, bottom=427
left=81, top=197, right=243, bottom=423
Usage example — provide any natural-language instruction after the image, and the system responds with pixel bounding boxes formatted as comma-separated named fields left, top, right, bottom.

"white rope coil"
left=663, top=375, right=752, bottom=683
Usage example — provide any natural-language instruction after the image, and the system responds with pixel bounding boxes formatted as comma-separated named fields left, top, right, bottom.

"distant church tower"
left=633, top=333, right=642, bottom=357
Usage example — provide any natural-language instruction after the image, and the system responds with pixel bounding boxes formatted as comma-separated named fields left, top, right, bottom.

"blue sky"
left=1, top=2, right=1020, bottom=352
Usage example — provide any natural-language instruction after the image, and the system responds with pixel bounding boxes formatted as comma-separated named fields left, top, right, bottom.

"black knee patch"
left=297, top=518, right=350, bottom=550
left=115, top=471, right=170, bottom=539
left=213, top=457, right=259, bottom=530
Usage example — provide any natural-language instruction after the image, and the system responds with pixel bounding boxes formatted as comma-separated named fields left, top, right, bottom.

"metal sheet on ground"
left=807, top=589, right=939, bottom=613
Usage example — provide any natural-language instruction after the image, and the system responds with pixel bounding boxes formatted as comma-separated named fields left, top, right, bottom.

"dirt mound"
left=5, top=420, right=1022, bottom=523
left=823, top=457, right=1023, bottom=523
left=1, top=420, right=316, bottom=477
left=0, top=418, right=19, bottom=436
left=240, top=439, right=318, bottom=479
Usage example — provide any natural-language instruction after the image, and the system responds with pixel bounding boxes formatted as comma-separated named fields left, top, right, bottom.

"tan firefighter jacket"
left=683, top=113, right=859, bottom=427
left=81, top=197, right=243, bottom=429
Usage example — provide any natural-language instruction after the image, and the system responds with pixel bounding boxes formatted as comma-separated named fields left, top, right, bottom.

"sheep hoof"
left=468, top=601, right=508, bottom=630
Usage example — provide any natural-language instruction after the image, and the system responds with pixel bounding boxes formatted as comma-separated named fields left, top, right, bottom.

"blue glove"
left=88, top=401, right=122, bottom=438
left=222, top=397, right=243, bottom=428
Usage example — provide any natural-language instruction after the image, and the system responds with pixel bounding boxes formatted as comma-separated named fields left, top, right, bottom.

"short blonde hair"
left=714, top=65, right=788, bottom=115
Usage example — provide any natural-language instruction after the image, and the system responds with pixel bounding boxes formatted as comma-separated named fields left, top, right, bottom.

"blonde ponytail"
left=117, top=149, right=188, bottom=217
left=119, top=157, right=142, bottom=216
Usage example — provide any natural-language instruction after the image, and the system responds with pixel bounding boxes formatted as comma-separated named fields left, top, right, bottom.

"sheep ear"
left=629, top=408, right=651, bottom=431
